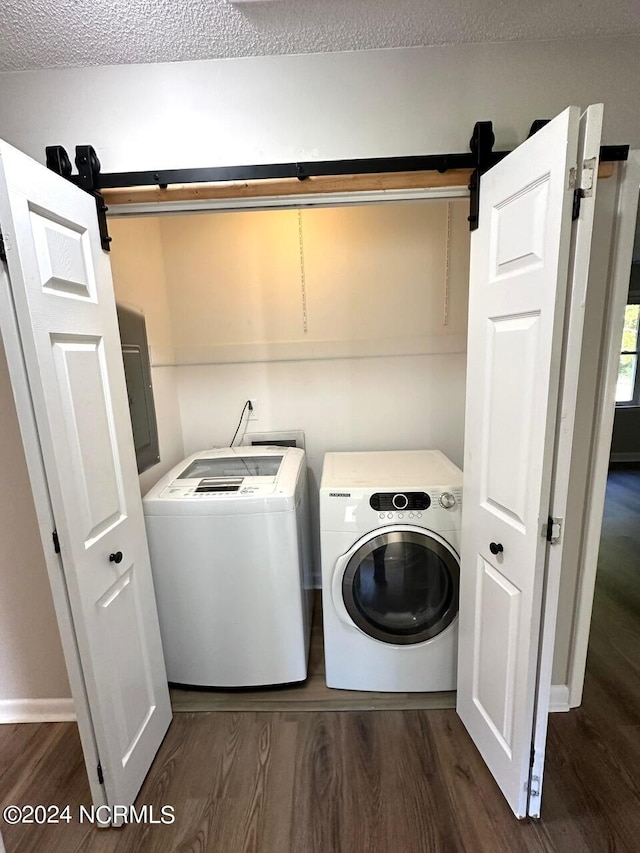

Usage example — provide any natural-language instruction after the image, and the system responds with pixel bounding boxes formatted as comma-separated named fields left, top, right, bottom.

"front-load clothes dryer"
left=143, top=446, right=313, bottom=687
left=320, top=450, right=462, bottom=692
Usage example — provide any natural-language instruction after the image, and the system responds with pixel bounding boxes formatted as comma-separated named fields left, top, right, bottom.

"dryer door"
left=341, top=528, right=459, bottom=645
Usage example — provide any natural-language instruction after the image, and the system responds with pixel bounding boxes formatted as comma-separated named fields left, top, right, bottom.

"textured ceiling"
left=0, top=0, right=639, bottom=72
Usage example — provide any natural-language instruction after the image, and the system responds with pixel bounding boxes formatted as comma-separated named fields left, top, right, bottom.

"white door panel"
left=481, top=312, right=540, bottom=530
left=0, top=139, right=171, bottom=809
left=458, top=106, right=588, bottom=818
left=473, top=557, right=521, bottom=752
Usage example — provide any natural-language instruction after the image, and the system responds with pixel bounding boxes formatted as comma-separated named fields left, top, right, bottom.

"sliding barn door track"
left=44, top=121, right=629, bottom=251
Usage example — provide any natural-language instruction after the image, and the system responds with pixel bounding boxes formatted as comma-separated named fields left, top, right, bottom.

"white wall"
left=159, top=201, right=469, bottom=363
left=0, top=339, right=71, bottom=716
left=0, top=38, right=639, bottom=171
left=0, top=36, right=638, bottom=708
left=177, top=354, right=466, bottom=581
left=108, top=217, right=185, bottom=494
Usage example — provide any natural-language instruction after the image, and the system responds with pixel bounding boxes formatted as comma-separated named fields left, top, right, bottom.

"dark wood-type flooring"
left=1, top=470, right=639, bottom=852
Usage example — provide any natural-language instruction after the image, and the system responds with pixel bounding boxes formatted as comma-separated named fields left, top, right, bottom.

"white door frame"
left=0, top=262, right=107, bottom=808
left=566, top=152, right=640, bottom=706
left=526, top=107, right=605, bottom=813
left=105, top=185, right=471, bottom=218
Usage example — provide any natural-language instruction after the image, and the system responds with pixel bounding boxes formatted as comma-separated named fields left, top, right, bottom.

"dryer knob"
left=439, top=492, right=456, bottom=509
left=392, top=493, right=409, bottom=510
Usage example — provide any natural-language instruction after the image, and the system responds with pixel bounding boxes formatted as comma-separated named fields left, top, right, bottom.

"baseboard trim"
left=0, top=698, right=76, bottom=724
left=610, top=452, right=640, bottom=464
left=549, top=684, right=570, bottom=713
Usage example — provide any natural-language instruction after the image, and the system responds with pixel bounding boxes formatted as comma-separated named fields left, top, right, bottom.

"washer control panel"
left=369, top=492, right=431, bottom=512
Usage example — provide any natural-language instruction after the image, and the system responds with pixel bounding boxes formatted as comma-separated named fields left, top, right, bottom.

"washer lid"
left=142, top=445, right=304, bottom=515
left=177, top=454, right=283, bottom=481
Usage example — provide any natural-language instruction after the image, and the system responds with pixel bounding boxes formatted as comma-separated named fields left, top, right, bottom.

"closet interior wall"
left=108, top=199, right=471, bottom=584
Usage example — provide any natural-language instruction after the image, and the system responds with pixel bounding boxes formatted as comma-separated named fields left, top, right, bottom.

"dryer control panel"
left=369, top=492, right=431, bottom=512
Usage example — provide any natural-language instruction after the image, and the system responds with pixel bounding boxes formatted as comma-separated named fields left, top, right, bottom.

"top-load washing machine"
left=143, top=446, right=313, bottom=687
left=320, top=450, right=462, bottom=692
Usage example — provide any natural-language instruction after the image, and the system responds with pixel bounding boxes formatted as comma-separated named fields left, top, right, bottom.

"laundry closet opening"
left=106, top=192, right=470, bottom=707
left=103, top=149, right=619, bottom=711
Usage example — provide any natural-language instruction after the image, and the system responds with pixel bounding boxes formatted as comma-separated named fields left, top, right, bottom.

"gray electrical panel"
left=116, top=304, right=160, bottom=475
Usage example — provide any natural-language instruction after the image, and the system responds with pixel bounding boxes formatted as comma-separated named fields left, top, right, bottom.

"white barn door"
left=457, top=106, right=602, bottom=817
left=0, top=139, right=171, bottom=808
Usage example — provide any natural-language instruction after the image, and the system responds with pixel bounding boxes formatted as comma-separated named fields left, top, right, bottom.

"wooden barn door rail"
left=100, top=162, right=617, bottom=208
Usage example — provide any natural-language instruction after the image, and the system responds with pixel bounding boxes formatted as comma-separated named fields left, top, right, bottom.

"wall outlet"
left=248, top=399, right=258, bottom=420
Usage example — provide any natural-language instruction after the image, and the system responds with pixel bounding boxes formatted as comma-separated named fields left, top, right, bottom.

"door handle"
left=489, top=542, right=503, bottom=555
left=109, top=551, right=123, bottom=564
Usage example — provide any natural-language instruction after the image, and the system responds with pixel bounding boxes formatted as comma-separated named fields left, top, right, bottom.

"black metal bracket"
left=45, top=145, right=112, bottom=252
left=45, top=145, right=72, bottom=179
left=528, top=119, right=551, bottom=138
left=467, top=121, right=496, bottom=232
left=572, top=188, right=584, bottom=221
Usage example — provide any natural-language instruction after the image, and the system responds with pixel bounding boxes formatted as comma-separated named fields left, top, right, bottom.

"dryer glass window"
left=342, top=530, right=459, bottom=645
